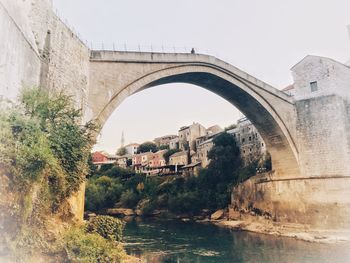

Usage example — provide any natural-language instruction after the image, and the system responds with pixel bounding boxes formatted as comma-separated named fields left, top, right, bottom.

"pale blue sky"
left=53, top=0, right=350, bottom=153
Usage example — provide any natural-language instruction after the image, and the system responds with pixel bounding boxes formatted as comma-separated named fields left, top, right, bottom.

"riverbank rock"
left=211, top=209, right=224, bottom=220
left=106, top=208, right=135, bottom=217
left=229, top=208, right=241, bottom=220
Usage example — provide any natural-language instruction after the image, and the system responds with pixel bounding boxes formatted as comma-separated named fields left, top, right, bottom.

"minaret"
left=347, top=25, right=350, bottom=66
left=121, top=131, right=125, bottom=148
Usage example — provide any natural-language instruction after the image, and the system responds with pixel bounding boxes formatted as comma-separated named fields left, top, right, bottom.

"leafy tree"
left=116, top=147, right=127, bottom=156
left=224, top=124, right=237, bottom=131
left=159, top=145, right=169, bottom=150
left=137, top=141, right=158, bottom=153
left=0, top=87, right=97, bottom=212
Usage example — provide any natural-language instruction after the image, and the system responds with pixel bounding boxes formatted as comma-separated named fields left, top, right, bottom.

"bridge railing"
left=89, top=42, right=218, bottom=56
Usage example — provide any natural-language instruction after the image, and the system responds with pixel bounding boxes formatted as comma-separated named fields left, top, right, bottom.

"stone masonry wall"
left=296, top=95, right=350, bottom=177
left=0, top=0, right=41, bottom=101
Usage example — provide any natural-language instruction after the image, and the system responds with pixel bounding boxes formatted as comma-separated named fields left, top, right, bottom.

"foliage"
left=159, top=145, right=169, bottom=150
left=163, top=149, right=181, bottom=164
left=0, top=87, right=96, bottom=213
left=118, top=189, right=140, bottom=208
left=224, top=124, right=237, bottom=131
left=64, top=227, right=125, bottom=263
left=116, top=147, right=127, bottom=156
left=86, top=215, right=124, bottom=242
left=137, top=141, right=158, bottom=153
left=85, top=176, right=123, bottom=211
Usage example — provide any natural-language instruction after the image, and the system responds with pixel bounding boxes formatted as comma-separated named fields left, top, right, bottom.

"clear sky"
left=53, top=0, right=350, bottom=153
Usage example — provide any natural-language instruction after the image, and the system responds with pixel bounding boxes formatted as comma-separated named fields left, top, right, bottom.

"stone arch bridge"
left=88, top=51, right=299, bottom=179
left=1, top=0, right=349, bottom=230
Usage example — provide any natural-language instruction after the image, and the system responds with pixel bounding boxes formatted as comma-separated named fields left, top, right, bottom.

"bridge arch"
left=88, top=52, right=300, bottom=179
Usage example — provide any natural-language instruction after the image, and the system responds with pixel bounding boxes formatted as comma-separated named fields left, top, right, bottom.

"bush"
left=85, top=176, right=123, bottom=211
left=86, top=215, right=124, bottom=242
left=64, top=227, right=125, bottom=263
left=118, top=189, right=140, bottom=208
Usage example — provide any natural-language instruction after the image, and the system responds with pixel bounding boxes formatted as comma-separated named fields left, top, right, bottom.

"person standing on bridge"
left=191, top=48, right=195, bottom=54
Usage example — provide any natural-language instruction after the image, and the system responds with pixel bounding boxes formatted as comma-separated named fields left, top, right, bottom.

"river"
left=123, top=218, right=350, bottom=263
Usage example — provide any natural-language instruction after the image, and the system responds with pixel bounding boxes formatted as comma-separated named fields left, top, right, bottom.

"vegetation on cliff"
left=0, top=88, right=126, bottom=262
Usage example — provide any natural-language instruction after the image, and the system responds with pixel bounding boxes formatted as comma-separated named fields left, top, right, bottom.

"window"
left=242, top=138, right=245, bottom=143
left=249, top=136, right=252, bottom=141
left=310, top=81, right=318, bottom=92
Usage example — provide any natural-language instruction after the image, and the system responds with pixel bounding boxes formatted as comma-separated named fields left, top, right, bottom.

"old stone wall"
left=0, top=0, right=90, bottom=118
left=0, top=0, right=89, bottom=221
left=0, top=0, right=41, bottom=101
left=296, top=95, right=350, bottom=177
left=232, top=174, right=350, bottom=229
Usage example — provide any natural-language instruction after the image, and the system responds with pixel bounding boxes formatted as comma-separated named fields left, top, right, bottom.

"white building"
left=124, top=143, right=140, bottom=156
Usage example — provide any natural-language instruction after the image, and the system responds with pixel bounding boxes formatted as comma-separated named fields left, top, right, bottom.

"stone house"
left=178, top=122, right=207, bottom=151
left=195, top=138, right=214, bottom=168
left=116, top=154, right=131, bottom=169
left=290, top=55, right=350, bottom=177
left=154, top=135, right=178, bottom=149
left=227, top=117, right=266, bottom=165
left=169, top=137, right=179, bottom=150
left=206, top=125, right=223, bottom=136
left=169, top=151, right=189, bottom=166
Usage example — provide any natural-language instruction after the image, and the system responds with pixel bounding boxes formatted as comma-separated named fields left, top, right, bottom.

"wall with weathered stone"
left=0, top=0, right=89, bottom=221
left=296, top=95, right=350, bottom=177
left=0, top=0, right=90, bottom=118
left=232, top=174, right=350, bottom=229
left=0, top=0, right=41, bottom=101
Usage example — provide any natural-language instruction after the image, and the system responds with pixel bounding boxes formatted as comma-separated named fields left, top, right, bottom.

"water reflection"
left=123, top=218, right=350, bottom=263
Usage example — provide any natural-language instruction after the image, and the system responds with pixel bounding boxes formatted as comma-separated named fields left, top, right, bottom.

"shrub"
left=86, top=215, right=124, bottom=242
left=118, top=189, right=140, bottom=208
left=64, top=227, right=125, bottom=263
left=85, top=176, right=123, bottom=211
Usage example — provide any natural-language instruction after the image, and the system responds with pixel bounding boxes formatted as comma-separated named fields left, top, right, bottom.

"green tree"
left=116, top=147, right=127, bottom=156
left=137, top=141, right=158, bottom=153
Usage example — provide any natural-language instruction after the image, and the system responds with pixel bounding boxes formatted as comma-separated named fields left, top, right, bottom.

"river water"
left=123, top=218, right=350, bottom=263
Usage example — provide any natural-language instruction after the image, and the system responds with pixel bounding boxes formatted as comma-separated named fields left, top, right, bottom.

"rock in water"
left=211, top=209, right=224, bottom=220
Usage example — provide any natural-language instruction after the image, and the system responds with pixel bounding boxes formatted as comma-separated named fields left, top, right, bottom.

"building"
left=206, top=125, right=223, bottom=135
left=178, top=122, right=207, bottom=151
left=116, top=154, right=131, bottom=169
left=195, top=138, right=214, bottom=168
left=148, top=150, right=167, bottom=168
left=291, top=55, right=350, bottom=100
left=282, top=84, right=296, bottom=96
left=227, top=117, right=266, bottom=165
left=92, top=151, right=116, bottom=165
left=169, top=151, right=189, bottom=166
left=154, top=135, right=178, bottom=149
left=169, top=137, right=179, bottom=150
left=124, top=143, right=139, bottom=156
left=132, top=151, right=154, bottom=173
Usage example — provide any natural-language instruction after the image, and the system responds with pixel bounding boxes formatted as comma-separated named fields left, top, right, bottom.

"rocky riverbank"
left=92, top=207, right=350, bottom=245
left=205, top=216, right=350, bottom=244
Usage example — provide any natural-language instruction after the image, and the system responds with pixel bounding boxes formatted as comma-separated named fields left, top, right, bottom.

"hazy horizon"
left=53, top=0, right=350, bottom=154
